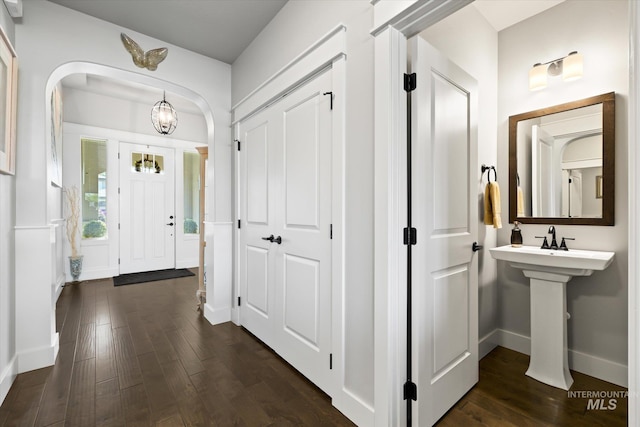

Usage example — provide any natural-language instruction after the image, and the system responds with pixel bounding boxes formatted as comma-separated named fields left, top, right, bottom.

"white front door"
left=119, top=143, right=176, bottom=274
left=410, top=37, right=479, bottom=426
left=238, top=69, right=333, bottom=394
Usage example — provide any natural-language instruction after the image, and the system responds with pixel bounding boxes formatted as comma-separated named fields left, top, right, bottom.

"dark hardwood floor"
left=437, top=346, right=628, bottom=427
left=0, top=271, right=628, bottom=426
left=0, top=272, right=355, bottom=427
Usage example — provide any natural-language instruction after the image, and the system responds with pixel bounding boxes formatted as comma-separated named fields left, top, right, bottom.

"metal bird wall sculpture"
left=120, top=33, right=168, bottom=71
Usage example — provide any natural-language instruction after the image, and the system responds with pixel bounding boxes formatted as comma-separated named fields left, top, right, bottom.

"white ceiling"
left=473, top=0, right=565, bottom=32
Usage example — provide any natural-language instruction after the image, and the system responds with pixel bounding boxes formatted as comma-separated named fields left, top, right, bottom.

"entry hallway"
left=0, top=272, right=627, bottom=426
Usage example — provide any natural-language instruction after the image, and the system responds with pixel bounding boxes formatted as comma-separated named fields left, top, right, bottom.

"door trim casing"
left=371, top=1, right=475, bottom=426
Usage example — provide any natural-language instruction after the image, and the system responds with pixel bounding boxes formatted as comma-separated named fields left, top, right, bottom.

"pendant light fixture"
left=151, top=91, right=178, bottom=135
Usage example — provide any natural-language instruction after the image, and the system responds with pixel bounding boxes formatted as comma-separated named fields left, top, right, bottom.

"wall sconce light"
left=151, top=91, right=178, bottom=135
left=528, top=51, right=583, bottom=91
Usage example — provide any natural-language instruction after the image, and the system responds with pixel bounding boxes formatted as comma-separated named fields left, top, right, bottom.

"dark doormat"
left=113, top=268, right=195, bottom=286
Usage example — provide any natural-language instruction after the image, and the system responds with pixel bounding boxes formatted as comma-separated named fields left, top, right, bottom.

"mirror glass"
left=509, top=92, right=615, bottom=225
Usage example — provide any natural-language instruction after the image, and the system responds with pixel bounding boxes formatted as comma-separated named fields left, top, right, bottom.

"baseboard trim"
left=203, top=303, right=231, bottom=326
left=479, top=329, right=499, bottom=359
left=231, top=307, right=240, bottom=326
left=494, top=328, right=628, bottom=387
left=333, top=387, right=375, bottom=427
left=175, top=260, right=198, bottom=270
left=17, top=333, right=59, bottom=374
left=54, top=274, right=65, bottom=301
left=0, top=355, right=17, bottom=406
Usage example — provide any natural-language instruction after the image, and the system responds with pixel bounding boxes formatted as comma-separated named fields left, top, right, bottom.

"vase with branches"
left=64, top=186, right=83, bottom=281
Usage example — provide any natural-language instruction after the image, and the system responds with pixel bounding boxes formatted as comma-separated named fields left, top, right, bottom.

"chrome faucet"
left=548, top=226, right=558, bottom=250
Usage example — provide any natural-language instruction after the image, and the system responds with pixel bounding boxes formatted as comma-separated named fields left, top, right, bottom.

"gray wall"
left=497, top=0, right=629, bottom=367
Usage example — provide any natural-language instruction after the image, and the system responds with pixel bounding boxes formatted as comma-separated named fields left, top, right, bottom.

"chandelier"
left=151, top=91, right=178, bottom=135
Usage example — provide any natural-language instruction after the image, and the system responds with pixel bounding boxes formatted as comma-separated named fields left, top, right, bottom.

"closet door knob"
left=273, top=236, right=282, bottom=244
left=472, top=242, right=483, bottom=252
left=262, top=235, right=275, bottom=242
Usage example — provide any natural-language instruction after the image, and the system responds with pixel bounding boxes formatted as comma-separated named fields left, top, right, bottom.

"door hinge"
left=235, top=139, right=241, bottom=151
left=404, top=73, right=417, bottom=92
left=330, top=224, right=333, bottom=239
left=118, top=223, right=120, bottom=230
left=237, top=296, right=241, bottom=306
left=323, top=91, right=334, bottom=110
left=238, top=219, right=241, bottom=229
left=569, top=178, right=572, bottom=183
left=403, top=381, right=417, bottom=401
left=118, top=258, right=120, bottom=265
left=118, top=152, right=120, bottom=159
left=403, top=227, right=417, bottom=245
left=329, top=353, right=333, bottom=370
left=118, top=187, right=120, bottom=195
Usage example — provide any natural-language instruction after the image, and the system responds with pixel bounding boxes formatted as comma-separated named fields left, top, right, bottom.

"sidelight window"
left=183, top=151, right=200, bottom=234
left=81, top=138, right=108, bottom=239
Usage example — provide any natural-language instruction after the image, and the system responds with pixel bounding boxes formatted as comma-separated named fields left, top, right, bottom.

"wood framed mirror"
left=509, top=92, right=615, bottom=225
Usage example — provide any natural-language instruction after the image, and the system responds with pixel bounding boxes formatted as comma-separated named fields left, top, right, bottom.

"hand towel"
left=484, top=183, right=493, bottom=226
left=517, top=186, right=525, bottom=217
left=483, top=181, right=502, bottom=228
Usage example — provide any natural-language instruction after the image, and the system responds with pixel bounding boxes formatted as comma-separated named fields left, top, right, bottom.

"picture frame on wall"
left=0, top=26, right=17, bottom=175
left=596, top=175, right=603, bottom=199
left=50, top=83, right=63, bottom=186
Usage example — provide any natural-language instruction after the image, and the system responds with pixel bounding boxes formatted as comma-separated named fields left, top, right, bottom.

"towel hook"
left=481, top=164, right=497, bottom=182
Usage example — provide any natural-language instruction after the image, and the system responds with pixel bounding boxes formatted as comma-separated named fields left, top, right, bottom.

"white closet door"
left=238, top=114, right=277, bottom=346
left=119, top=143, right=175, bottom=274
left=238, top=69, right=333, bottom=395
left=410, top=37, right=479, bottom=426
left=273, top=70, right=333, bottom=394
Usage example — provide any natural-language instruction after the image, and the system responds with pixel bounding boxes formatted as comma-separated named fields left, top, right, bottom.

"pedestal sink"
left=489, top=245, right=615, bottom=390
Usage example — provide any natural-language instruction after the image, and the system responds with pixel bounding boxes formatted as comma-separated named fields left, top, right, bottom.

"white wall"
left=232, top=0, right=375, bottom=418
left=63, top=87, right=208, bottom=144
left=497, top=0, right=629, bottom=380
left=419, top=2, right=500, bottom=357
left=12, top=0, right=231, bottom=374
left=0, top=2, right=16, bottom=406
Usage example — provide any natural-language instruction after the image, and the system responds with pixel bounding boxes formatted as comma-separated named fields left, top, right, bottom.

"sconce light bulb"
left=529, top=63, right=548, bottom=91
left=563, top=51, right=583, bottom=81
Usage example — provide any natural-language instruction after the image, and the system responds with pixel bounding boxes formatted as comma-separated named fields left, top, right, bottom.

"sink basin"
left=489, top=244, right=615, bottom=390
left=490, top=245, right=615, bottom=277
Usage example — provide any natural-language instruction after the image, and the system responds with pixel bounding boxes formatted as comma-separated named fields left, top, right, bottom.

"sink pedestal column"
left=522, top=270, right=573, bottom=390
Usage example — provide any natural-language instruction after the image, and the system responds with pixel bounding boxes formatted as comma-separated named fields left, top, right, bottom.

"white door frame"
left=373, top=1, right=639, bottom=426
left=628, top=2, right=639, bottom=425
left=372, top=3, right=472, bottom=425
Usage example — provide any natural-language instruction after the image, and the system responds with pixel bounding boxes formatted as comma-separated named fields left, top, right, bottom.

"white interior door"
left=410, top=37, right=479, bottom=426
left=238, top=112, right=276, bottom=345
left=532, top=125, right=555, bottom=216
left=119, top=143, right=175, bottom=274
left=569, top=170, right=583, bottom=217
left=238, top=69, right=333, bottom=394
